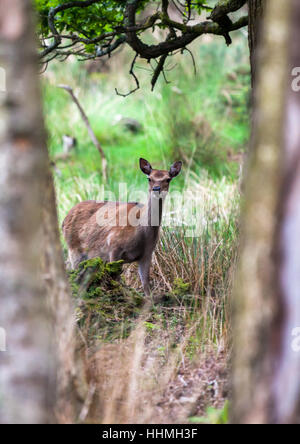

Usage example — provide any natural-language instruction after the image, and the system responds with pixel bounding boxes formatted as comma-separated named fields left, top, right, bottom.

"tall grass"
left=43, top=35, right=249, bottom=194
left=61, top=173, right=239, bottom=423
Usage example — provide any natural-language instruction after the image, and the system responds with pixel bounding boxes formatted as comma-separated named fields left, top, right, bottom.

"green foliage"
left=43, top=37, right=249, bottom=215
left=36, top=0, right=126, bottom=36
left=69, top=257, right=124, bottom=299
left=189, top=400, right=229, bottom=424
left=35, top=0, right=212, bottom=39
left=144, top=321, right=160, bottom=331
left=172, top=278, right=191, bottom=296
left=35, top=0, right=151, bottom=45
left=193, top=0, right=214, bottom=14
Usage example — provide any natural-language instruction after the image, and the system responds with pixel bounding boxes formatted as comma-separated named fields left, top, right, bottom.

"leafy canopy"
left=36, top=0, right=248, bottom=90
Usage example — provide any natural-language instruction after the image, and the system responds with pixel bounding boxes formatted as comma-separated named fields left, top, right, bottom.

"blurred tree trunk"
left=248, top=0, right=264, bottom=85
left=272, top=0, right=300, bottom=424
left=232, top=0, right=300, bottom=424
left=0, top=0, right=55, bottom=423
left=42, top=170, right=80, bottom=423
left=0, top=0, right=79, bottom=424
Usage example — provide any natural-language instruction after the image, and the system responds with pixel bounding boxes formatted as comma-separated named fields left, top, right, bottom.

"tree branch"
left=115, top=53, right=140, bottom=97
left=40, top=0, right=103, bottom=59
left=151, top=54, right=168, bottom=91
left=38, top=0, right=249, bottom=89
left=209, top=0, right=247, bottom=45
left=58, top=85, right=108, bottom=182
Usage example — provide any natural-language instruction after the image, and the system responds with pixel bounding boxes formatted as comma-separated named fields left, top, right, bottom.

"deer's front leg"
left=138, top=256, right=152, bottom=297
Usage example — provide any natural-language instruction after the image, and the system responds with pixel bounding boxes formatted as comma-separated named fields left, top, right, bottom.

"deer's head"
left=139, top=158, right=182, bottom=196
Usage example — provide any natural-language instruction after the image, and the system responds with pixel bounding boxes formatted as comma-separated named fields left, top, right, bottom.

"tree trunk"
left=42, top=170, right=80, bottom=423
left=0, top=0, right=81, bottom=424
left=248, top=0, right=264, bottom=85
left=272, top=0, right=300, bottom=423
left=0, top=0, right=55, bottom=423
left=231, top=0, right=300, bottom=424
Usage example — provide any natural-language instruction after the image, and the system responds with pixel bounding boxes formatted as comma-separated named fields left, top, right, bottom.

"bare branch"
left=183, top=47, right=196, bottom=75
left=96, top=36, right=126, bottom=57
left=151, top=54, right=168, bottom=91
left=58, top=85, right=108, bottom=182
left=115, top=53, right=140, bottom=97
left=124, top=1, right=248, bottom=59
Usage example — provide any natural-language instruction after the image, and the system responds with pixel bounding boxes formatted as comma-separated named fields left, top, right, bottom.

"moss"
left=172, top=278, right=191, bottom=296
left=69, top=258, right=124, bottom=299
left=68, top=258, right=144, bottom=343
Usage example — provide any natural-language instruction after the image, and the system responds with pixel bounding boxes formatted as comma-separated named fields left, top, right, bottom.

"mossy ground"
left=69, top=258, right=194, bottom=346
left=69, top=258, right=144, bottom=342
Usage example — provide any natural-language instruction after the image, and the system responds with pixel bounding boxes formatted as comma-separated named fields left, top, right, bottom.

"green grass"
left=189, top=401, right=229, bottom=424
left=43, top=34, right=249, bottom=213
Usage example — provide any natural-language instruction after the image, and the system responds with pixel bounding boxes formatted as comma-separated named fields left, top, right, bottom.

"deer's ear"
left=140, top=158, right=152, bottom=175
left=169, top=161, right=182, bottom=178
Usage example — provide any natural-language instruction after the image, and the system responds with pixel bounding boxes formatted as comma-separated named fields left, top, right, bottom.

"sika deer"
left=62, top=158, right=182, bottom=296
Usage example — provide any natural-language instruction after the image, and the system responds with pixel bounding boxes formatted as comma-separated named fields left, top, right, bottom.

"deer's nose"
left=153, top=186, right=161, bottom=192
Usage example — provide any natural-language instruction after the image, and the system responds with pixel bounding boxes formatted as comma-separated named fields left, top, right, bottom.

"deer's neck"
left=142, top=193, right=164, bottom=239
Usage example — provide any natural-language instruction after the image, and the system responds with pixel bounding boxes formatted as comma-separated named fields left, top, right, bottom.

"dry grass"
left=85, top=324, right=229, bottom=424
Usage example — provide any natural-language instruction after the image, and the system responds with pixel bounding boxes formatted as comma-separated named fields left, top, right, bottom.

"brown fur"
left=63, top=200, right=146, bottom=265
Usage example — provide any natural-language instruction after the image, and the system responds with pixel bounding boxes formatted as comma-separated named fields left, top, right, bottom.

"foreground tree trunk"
left=272, top=0, right=300, bottom=423
left=42, top=170, right=79, bottom=423
left=0, top=0, right=55, bottom=423
left=232, top=0, right=300, bottom=423
left=0, top=0, right=79, bottom=424
left=248, top=0, right=264, bottom=84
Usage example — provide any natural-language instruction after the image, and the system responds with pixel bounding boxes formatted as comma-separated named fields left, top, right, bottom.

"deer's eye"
left=166, top=178, right=171, bottom=183
left=148, top=178, right=151, bottom=182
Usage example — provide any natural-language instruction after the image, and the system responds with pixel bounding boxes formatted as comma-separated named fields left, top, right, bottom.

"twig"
left=78, top=382, right=96, bottom=423
left=58, top=85, right=108, bottom=182
left=183, top=47, right=197, bottom=75
left=115, top=53, right=140, bottom=97
left=151, top=54, right=168, bottom=91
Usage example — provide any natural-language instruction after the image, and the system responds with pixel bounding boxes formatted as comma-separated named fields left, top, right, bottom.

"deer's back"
left=62, top=200, right=146, bottom=264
